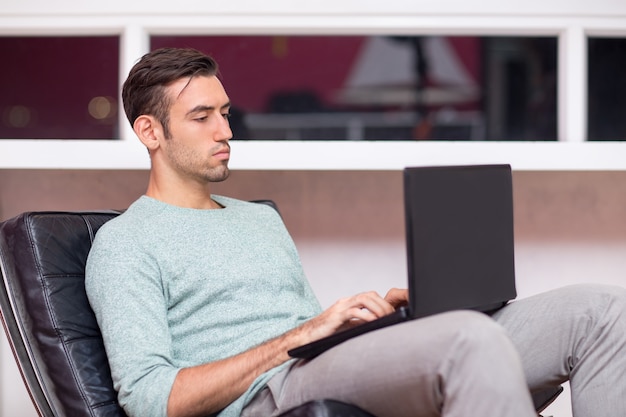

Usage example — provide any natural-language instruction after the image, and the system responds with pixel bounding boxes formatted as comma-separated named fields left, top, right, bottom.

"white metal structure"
left=1, top=0, right=626, bottom=170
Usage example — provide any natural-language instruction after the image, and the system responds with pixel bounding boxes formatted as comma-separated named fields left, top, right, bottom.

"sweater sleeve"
left=86, top=221, right=179, bottom=417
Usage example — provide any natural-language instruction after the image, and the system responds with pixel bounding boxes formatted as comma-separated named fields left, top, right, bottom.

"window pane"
left=0, top=36, right=119, bottom=140
left=152, top=35, right=557, bottom=141
left=588, top=37, right=626, bottom=141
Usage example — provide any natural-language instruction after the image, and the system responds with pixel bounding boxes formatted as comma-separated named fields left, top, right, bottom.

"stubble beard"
left=206, top=164, right=230, bottom=183
left=165, top=139, right=231, bottom=184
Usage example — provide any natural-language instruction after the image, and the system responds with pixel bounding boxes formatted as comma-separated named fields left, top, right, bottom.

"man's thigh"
left=260, top=310, right=528, bottom=417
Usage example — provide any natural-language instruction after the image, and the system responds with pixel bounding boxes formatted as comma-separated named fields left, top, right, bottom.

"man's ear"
left=133, top=115, right=162, bottom=151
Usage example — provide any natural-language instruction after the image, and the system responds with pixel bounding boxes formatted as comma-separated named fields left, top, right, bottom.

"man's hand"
left=295, top=289, right=408, bottom=344
left=384, top=287, right=409, bottom=309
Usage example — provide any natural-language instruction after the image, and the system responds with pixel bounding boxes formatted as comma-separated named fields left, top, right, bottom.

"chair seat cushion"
left=277, top=399, right=375, bottom=417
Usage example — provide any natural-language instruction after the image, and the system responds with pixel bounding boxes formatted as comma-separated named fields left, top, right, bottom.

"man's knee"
left=428, top=310, right=517, bottom=364
left=445, top=310, right=513, bottom=351
left=437, top=310, right=526, bottom=387
left=559, top=284, right=626, bottom=323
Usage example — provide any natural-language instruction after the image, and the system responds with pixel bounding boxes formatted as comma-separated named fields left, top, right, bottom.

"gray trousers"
left=241, top=284, right=626, bottom=417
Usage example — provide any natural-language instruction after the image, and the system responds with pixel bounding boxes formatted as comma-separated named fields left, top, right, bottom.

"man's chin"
left=209, top=167, right=230, bottom=183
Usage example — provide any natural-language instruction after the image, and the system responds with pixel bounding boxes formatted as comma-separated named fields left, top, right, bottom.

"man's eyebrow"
left=186, top=102, right=231, bottom=116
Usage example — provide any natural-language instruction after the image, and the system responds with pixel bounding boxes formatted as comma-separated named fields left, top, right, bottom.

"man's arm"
left=166, top=290, right=401, bottom=417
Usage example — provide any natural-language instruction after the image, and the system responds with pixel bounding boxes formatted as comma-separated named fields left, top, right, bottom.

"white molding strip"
left=1, top=140, right=625, bottom=171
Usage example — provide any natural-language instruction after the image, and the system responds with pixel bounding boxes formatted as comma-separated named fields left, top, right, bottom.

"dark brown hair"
left=122, top=47, right=219, bottom=137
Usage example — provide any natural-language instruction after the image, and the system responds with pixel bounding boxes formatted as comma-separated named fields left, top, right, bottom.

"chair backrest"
left=0, top=211, right=127, bottom=417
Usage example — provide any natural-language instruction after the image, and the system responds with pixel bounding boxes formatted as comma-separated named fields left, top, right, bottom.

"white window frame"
left=1, top=4, right=626, bottom=171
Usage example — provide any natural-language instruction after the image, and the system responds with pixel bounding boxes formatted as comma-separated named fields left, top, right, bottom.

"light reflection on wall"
left=88, top=96, right=117, bottom=124
left=3, top=105, right=33, bottom=129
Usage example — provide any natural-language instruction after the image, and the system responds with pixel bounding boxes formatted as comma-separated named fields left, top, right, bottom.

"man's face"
left=160, top=75, right=232, bottom=183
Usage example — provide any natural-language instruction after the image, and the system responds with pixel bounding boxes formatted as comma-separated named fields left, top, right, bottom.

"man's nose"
left=217, top=118, right=232, bottom=142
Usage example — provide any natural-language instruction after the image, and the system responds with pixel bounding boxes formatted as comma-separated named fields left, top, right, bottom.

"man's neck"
left=144, top=176, right=221, bottom=210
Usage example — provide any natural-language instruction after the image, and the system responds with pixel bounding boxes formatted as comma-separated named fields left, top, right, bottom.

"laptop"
left=288, top=164, right=518, bottom=359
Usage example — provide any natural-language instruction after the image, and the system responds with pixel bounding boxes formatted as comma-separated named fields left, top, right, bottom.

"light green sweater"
left=85, top=195, right=322, bottom=417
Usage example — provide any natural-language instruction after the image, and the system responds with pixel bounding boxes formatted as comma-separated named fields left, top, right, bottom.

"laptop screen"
left=403, top=164, right=517, bottom=318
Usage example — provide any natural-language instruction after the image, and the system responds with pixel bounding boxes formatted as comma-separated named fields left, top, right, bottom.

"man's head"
left=123, top=48, right=233, bottom=190
left=122, top=47, right=219, bottom=138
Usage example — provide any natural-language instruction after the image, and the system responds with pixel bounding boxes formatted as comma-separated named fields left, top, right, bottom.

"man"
left=86, top=47, right=626, bottom=417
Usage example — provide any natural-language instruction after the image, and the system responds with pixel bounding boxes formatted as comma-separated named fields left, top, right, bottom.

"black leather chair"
left=0, top=209, right=561, bottom=417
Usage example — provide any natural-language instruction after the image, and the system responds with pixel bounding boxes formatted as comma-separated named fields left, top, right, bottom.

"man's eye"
left=194, top=117, right=207, bottom=122
left=222, top=113, right=231, bottom=120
